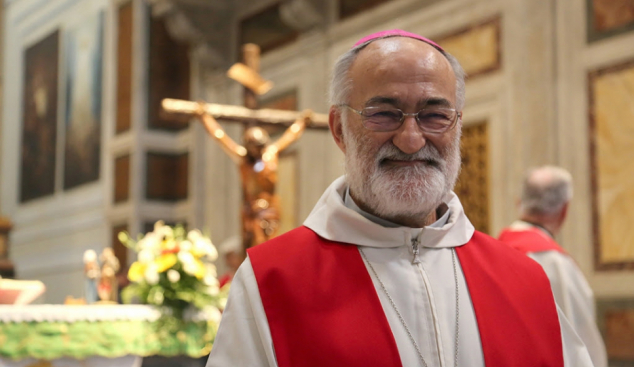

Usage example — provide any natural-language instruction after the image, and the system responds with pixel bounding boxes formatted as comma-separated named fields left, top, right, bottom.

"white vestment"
left=207, top=177, right=593, bottom=367
left=506, top=221, right=607, bottom=367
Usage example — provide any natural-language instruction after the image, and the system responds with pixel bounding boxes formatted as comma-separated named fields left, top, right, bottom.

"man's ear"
left=329, top=106, right=346, bottom=153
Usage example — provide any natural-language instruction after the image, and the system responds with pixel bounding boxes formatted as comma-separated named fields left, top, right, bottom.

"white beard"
left=343, top=121, right=461, bottom=222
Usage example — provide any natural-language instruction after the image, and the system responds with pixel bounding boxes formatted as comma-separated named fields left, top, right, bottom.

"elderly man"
left=206, top=30, right=593, bottom=367
left=499, top=166, right=607, bottom=367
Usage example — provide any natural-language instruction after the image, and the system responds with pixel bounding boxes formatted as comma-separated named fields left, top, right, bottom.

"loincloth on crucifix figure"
left=194, top=103, right=314, bottom=249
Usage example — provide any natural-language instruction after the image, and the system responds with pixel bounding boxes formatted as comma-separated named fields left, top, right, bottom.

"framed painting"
left=20, top=31, right=60, bottom=203
left=63, top=12, right=104, bottom=190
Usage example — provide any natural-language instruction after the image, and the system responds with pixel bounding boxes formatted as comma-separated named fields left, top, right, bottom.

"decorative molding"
left=588, top=58, right=634, bottom=271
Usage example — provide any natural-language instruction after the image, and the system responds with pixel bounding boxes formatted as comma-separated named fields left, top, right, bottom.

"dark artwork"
left=588, top=0, right=634, bottom=42
left=148, top=16, right=190, bottom=131
left=239, top=3, right=298, bottom=54
left=63, top=13, right=104, bottom=190
left=145, top=152, right=189, bottom=201
left=116, top=2, right=133, bottom=134
left=20, top=31, right=60, bottom=203
left=339, top=0, right=393, bottom=19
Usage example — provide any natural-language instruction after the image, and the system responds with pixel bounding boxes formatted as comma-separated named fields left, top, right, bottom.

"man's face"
left=330, top=38, right=462, bottom=224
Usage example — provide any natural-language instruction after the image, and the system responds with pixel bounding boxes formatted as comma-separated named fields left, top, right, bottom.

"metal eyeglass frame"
left=340, top=104, right=461, bottom=133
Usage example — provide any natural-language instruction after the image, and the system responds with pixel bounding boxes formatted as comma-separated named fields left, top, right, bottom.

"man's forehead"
left=353, top=29, right=443, bottom=52
left=352, top=38, right=451, bottom=76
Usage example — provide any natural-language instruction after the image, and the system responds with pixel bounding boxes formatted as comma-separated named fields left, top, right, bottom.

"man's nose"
left=391, top=116, right=426, bottom=154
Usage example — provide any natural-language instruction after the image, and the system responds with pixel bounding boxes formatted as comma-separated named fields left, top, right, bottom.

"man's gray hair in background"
left=328, top=36, right=467, bottom=110
left=520, top=166, right=573, bottom=216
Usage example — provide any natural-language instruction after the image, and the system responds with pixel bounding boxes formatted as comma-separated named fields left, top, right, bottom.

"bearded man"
left=206, top=30, right=593, bottom=367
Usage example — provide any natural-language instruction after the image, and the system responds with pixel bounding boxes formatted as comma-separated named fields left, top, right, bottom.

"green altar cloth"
left=0, top=305, right=218, bottom=361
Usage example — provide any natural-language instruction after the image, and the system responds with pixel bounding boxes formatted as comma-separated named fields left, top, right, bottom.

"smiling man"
left=206, top=30, right=593, bottom=367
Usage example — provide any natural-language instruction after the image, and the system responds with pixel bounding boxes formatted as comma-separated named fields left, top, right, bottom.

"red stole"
left=248, top=226, right=563, bottom=367
left=498, top=227, right=567, bottom=255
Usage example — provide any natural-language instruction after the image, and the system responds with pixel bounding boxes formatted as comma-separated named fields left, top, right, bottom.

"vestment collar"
left=303, top=176, right=474, bottom=249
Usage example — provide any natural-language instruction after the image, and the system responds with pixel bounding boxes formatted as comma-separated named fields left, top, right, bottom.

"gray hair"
left=328, top=36, right=466, bottom=110
left=520, top=166, right=573, bottom=216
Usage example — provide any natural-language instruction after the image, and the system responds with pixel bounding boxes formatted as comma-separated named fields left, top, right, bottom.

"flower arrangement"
left=118, top=221, right=227, bottom=320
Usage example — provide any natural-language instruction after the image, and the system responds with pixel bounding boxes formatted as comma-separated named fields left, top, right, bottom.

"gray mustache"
left=376, top=144, right=443, bottom=166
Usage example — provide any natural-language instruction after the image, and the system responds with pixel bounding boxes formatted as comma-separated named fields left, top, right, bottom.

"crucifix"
left=161, top=44, right=328, bottom=252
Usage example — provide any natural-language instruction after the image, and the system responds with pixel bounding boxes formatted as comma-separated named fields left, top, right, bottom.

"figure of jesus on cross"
left=194, top=104, right=314, bottom=249
left=161, top=44, right=328, bottom=251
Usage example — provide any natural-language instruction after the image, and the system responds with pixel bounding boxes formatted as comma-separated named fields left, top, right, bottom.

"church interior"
left=1, top=0, right=634, bottom=365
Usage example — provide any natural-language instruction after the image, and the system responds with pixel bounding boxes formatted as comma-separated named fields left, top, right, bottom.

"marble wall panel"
left=589, top=60, right=634, bottom=270
left=597, top=298, right=634, bottom=365
left=436, top=17, right=501, bottom=78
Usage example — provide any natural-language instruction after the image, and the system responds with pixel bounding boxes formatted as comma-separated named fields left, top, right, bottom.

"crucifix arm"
left=195, top=102, right=246, bottom=164
left=267, top=109, right=313, bottom=156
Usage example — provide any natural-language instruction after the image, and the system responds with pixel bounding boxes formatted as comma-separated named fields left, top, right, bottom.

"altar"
left=0, top=304, right=219, bottom=367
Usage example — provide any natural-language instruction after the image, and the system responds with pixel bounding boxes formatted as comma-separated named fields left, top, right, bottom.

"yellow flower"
left=155, top=253, right=177, bottom=273
left=193, top=259, right=206, bottom=279
left=128, top=262, right=147, bottom=282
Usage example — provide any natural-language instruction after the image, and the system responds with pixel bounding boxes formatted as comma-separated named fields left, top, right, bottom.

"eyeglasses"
left=341, top=104, right=461, bottom=133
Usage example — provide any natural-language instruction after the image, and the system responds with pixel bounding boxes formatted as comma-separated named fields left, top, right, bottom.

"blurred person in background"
left=499, top=165, right=607, bottom=367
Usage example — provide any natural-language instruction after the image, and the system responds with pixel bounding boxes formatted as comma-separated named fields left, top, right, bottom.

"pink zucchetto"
left=352, top=29, right=444, bottom=52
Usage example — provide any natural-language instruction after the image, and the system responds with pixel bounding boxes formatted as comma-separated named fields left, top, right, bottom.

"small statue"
left=83, top=249, right=99, bottom=303
left=97, top=248, right=120, bottom=303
